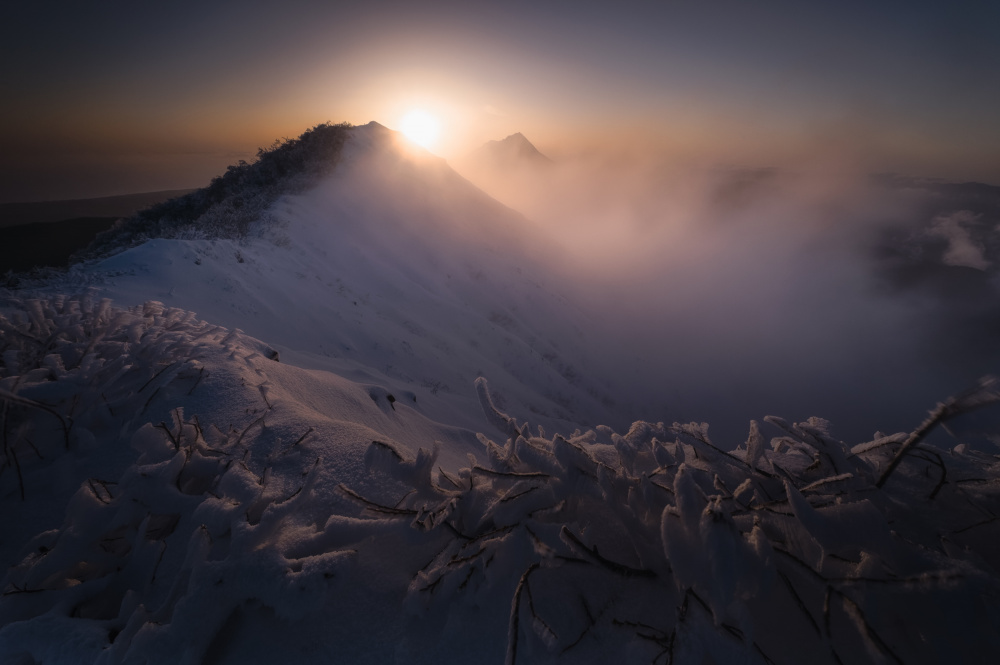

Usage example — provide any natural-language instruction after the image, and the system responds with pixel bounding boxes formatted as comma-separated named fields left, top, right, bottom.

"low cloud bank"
left=457, top=153, right=1000, bottom=446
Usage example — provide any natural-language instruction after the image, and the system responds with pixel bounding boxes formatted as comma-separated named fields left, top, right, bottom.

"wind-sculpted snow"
left=352, top=384, right=1000, bottom=664
left=2, top=297, right=1000, bottom=664
left=0, top=295, right=228, bottom=502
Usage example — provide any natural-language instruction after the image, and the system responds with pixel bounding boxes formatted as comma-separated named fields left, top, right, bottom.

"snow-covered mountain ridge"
left=76, top=123, right=352, bottom=263
left=49, top=122, right=624, bottom=437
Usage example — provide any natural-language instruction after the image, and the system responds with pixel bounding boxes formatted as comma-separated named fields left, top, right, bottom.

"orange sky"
left=2, top=1, right=999, bottom=202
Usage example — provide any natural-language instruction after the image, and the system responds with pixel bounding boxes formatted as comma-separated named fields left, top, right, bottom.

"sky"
left=2, top=0, right=999, bottom=202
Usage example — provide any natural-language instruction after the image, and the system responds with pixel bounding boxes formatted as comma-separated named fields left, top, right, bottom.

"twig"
left=753, top=642, right=778, bottom=665
left=22, top=436, right=43, bottom=460
left=186, top=367, right=206, bottom=395
left=438, top=466, right=463, bottom=489
left=101, top=392, right=115, bottom=416
left=2, top=583, right=46, bottom=596
left=778, top=570, right=821, bottom=636
left=234, top=413, right=266, bottom=447
left=800, top=473, right=853, bottom=493
left=141, top=387, right=161, bottom=414
left=560, top=526, right=656, bottom=578
left=563, top=595, right=599, bottom=653
left=953, top=516, right=999, bottom=534
left=292, top=427, right=314, bottom=447
left=877, top=377, right=1000, bottom=489
left=673, top=424, right=776, bottom=479
left=336, top=484, right=418, bottom=516
left=472, top=465, right=550, bottom=479
left=87, top=478, right=112, bottom=504
left=154, top=421, right=179, bottom=450
left=832, top=587, right=905, bottom=665
left=393, top=488, right=417, bottom=509
left=190, top=414, right=204, bottom=441
left=505, top=563, right=541, bottom=665
left=524, top=574, right=558, bottom=644
left=138, top=361, right=180, bottom=393
left=685, top=588, right=712, bottom=615
left=500, top=485, right=541, bottom=504
left=0, top=388, right=72, bottom=449
left=909, top=448, right=948, bottom=499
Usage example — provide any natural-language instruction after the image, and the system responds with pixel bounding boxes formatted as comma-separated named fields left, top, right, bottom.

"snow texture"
left=1, top=297, right=1000, bottom=664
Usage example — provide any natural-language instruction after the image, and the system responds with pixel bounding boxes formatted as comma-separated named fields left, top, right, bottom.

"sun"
left=399, top=109, right=441, bottom=150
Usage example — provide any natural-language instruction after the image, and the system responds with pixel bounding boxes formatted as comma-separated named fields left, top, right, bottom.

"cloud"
left=455, top=150, right=1000, bottom=446
left=929, top=210, right=991, bottom=270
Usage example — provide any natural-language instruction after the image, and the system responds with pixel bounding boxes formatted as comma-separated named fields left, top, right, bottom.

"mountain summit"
left=452, top=132, right=556, bottom=222
left=467, top=132, right=552, bottom=168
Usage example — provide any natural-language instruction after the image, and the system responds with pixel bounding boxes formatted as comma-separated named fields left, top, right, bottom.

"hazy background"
left=453, top=148, right=1000, bottom=444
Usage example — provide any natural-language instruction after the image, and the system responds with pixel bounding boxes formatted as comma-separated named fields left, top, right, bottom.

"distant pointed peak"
left=489, top=132, right=532, bottom=148
left=473, top=132, right=552, bottom=165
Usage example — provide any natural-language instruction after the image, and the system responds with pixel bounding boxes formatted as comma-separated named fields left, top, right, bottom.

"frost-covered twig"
left=0, top=388, right=72, bottom=449
left=291, top=426, right=314, bottom=447
left=138, top=361, right=181, bottom=393
left=778, top=570, right=821, bottom=636
left=472, top=465, right=550, bottom=479
left=336, top=484, right=419, bottom=516
left=877, top=376, right=1000, bottom=489
left=234, top=412, right=267, bottom=447
left=476, top=377, right=525, bottom=439
left=909, top=447, right=948, bottom=499
left=505, top=563, right=541, bottom=665
left=832, top=587, right=905, bottom=665
left=559, top=526, right=656, bottom=578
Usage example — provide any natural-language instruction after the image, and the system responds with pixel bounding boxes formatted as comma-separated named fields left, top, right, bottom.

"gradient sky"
left=2, top=0, right=998, bottom=202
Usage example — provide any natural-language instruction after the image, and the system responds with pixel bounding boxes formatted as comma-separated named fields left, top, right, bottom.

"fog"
left=455, top=150, right=1000, bottom=446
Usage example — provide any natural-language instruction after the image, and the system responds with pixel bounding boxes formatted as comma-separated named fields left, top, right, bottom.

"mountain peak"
left=471, top=132, right=552, bottom=167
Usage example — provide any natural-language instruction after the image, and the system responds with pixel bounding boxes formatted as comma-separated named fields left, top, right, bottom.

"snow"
left=2, top=124, right=1000, bottom=663
left=44, top=122, right=624, bottom=442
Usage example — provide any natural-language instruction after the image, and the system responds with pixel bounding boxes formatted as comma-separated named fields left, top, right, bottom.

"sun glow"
left=399, top=109, right=441, bottom=150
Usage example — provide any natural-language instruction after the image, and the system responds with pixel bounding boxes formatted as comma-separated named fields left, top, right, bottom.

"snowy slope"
left=65, top=122, right=623, bottom=437
left=2, top=296, right=1000, bottom=664
left=0, top=296, right=484, bottom=663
